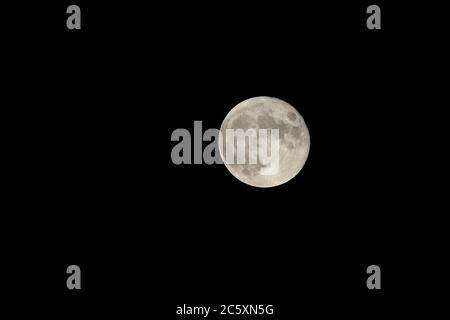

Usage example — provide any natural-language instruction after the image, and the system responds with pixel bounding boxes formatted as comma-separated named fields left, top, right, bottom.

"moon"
left=219, top=96, right=310, bottom=187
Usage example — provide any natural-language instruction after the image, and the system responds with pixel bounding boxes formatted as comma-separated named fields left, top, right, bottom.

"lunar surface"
left=219, top=96, right=310, bottom=187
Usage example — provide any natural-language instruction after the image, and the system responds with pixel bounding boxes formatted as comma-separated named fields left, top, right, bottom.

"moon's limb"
left=219, top=96, right=310, bottom=187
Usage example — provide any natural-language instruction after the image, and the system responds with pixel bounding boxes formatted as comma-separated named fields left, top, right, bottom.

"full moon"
left=219, top=96, right=310, bottom=187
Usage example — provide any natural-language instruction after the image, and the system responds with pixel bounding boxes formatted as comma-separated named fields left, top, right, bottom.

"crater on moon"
left=219, top=96, right=310, bottom=188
